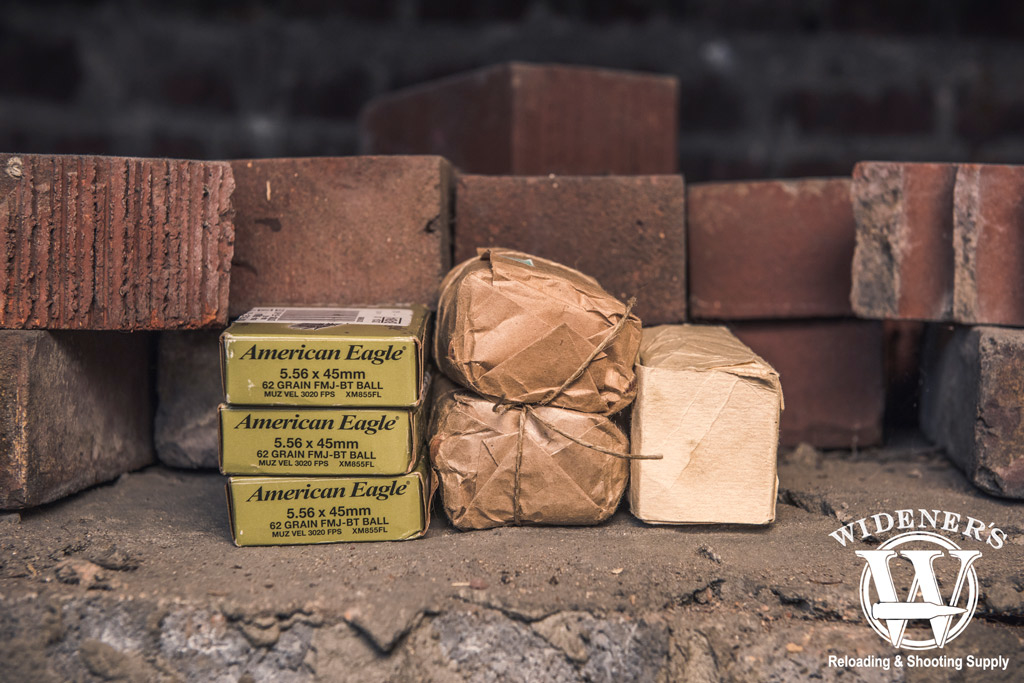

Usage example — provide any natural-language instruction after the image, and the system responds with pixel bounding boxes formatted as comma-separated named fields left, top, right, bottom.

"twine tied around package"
left=493, top=296, right=662, bottom=525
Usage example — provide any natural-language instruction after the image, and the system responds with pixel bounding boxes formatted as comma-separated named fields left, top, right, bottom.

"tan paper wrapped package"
left=429, top=381, right=629, bottom=530
left=630, top=325, right=783, bottom=525
left=435, top=248, right=641, bottom=415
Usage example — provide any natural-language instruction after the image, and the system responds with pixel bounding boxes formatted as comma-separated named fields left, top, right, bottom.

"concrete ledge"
left=2, top=440, right=1022, bottom=681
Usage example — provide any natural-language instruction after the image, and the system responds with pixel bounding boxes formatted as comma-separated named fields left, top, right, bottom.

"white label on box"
left=237, top=307, right=413, bottom=327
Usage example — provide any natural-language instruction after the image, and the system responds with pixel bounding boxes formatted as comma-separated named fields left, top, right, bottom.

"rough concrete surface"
left=1, top=439, right=1022, bottom=681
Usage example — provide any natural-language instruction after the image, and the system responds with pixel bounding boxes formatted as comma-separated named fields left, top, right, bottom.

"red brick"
left=850, top=161, right=956, bottom=321
left=229, top=156, right=452, bottom=317
left=455, top=174, right=686, bottom=324
left=0, top=331, right=153, bottom=509
left=729, top=320, right=885, bottom=448
left=921, top=325, right=1024, bottom=499
left=688, top=178, right=854, bottom=319
left=360, top=62, right=678, bottom=175
left=953, top=164, right=1024, bottom=326
left=0, top=154, right=234, bottom=330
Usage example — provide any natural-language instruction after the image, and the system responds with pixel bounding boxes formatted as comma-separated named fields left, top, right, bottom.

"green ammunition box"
left=226, top=457, right=432, bottom=546
left=219, top=400, right=426, bottom=476
left=221, top=306, right=430, bottom=407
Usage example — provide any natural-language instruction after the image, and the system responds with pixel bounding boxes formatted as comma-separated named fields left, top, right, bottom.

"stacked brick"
left=850, top=163, right=956, bottom=321
left=155, top=330, right=222, bottom=469
left=0, top=150, right=457, bottom=510
left=0, top=152, right=456, bottom=509
left=358, top=62, right=886, bottom=451
left=360, top=62, right=678, bottom=176
left=155, top=156, right=453, bottom=469
left=687, top=179, right=885, bottom=448
left=360, top=62, right=687, bottom=332
left=0, top=154, right=234, bottom=509
left=852, top=161, right=1024, bottom=498
left=852, top=161, right=1024, bottom=327
left=9, top=58, right=1023, bottom=512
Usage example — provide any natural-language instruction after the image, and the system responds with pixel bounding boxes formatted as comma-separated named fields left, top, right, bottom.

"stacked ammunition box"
left=218, top=306, right=433, bottom=546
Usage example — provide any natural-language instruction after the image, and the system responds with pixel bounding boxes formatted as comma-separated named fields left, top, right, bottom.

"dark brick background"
left=2, top=0, right=1023, bottom=179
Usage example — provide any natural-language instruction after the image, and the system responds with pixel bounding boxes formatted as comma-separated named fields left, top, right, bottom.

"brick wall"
left=3, top=0, right=1024, bottom=180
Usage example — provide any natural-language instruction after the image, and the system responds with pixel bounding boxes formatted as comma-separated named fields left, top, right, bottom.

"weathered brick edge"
left=0, top=154, right=234, bottom=330
left=921, top=325, right=1024, bottom=499
left=851, top=160, right=1024, bottom=326
left=953, top=164, right=1024, bottom=326
left=0, top=330, right=154, bottom=509
left=850, top=161, right=956, bottom=321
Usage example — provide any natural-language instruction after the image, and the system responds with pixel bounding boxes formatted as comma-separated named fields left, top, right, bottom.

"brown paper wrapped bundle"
left=429, top=381, right=630, bottom=530
left=435, top=248, right=641, bottom=415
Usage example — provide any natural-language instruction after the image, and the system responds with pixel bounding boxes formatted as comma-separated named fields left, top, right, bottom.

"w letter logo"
left=856, top=531, right=981, bottom=650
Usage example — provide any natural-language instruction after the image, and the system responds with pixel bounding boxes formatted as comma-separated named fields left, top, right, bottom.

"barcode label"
left=237, top=307, right=413, bottom=327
